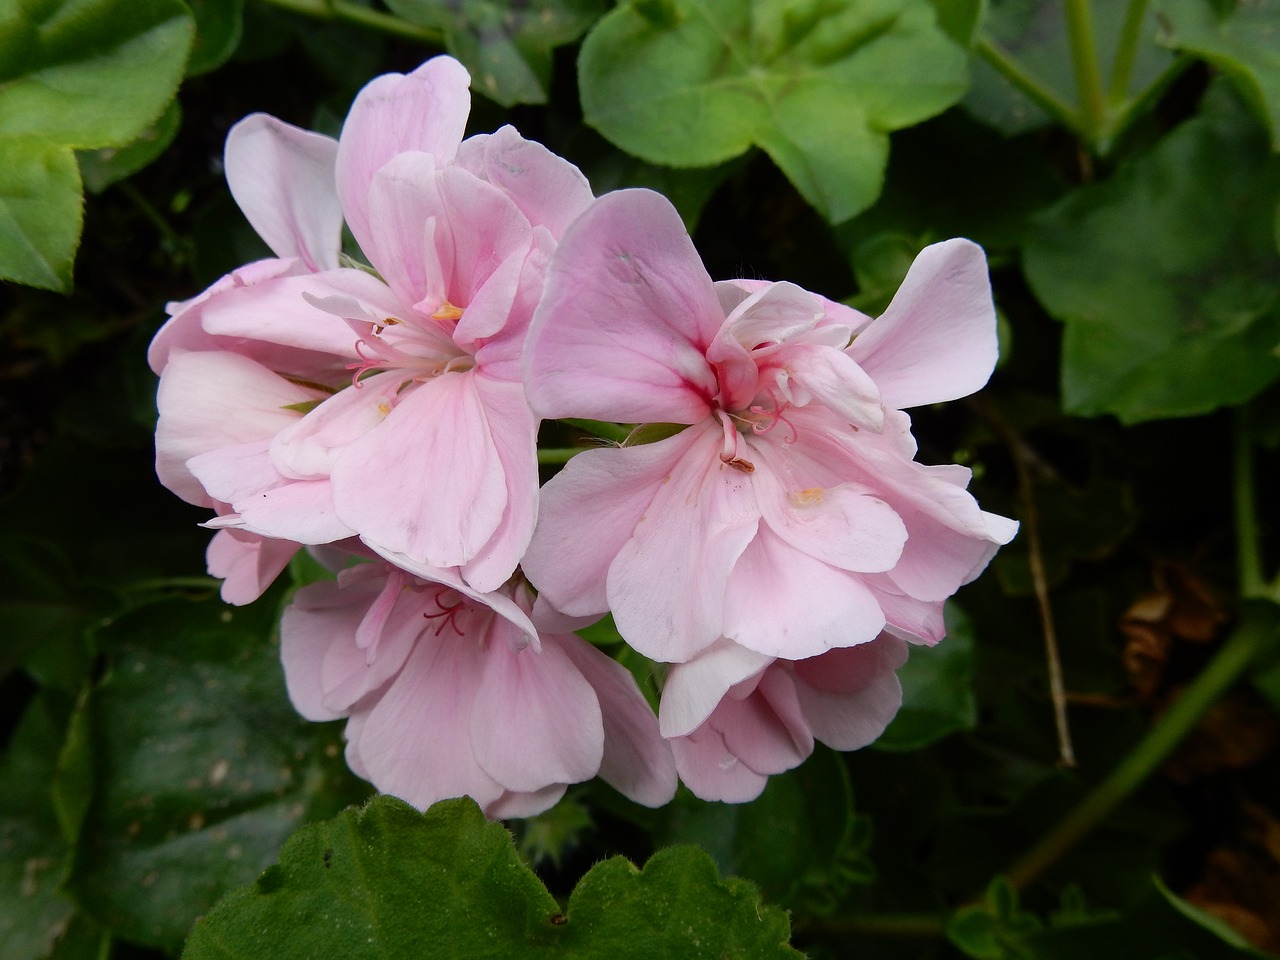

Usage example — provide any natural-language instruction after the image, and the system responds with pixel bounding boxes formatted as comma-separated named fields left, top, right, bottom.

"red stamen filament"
left=423, top=593, right=467, bottom=637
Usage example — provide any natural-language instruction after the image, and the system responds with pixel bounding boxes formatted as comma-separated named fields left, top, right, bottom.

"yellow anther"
left=432, top=301, right=464, bottom=321
left=790, top=487, right=824, bottom=506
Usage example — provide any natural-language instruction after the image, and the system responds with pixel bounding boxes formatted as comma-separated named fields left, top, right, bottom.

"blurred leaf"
left=659, top=747, right=872, bottom=919
left=1156, top=0, right=1280, bottom=149
left=182, top=795, right=802, bottom=959
left=515, top=793, right=593, bottom=870
left=947, top=876, right=1043, bottom=960
left=385, top=0, right=603, bottom=106
left=579, top=0, right=968, bottom=222
left=993, top=479, right=1137, bottom=595
left=928, top=0, right=984, bottom=45
left=1023, top=86, right=1280, bottom=423
left=0, top=0, right=193, bottom=148
left=77, top=100, right=182, bottom=195
left=877, top=604, right=978, bottom=750
left=0, top=694, right=97, bottom=960
left=0, top=538, right=111, bottom=690
left=185, top=0, right=245, bottom=75
left=1024, top=876, right=1272, bottom=959
left=50, top=690, right=93, bottom=846
left=66, top=594, right=367, bottom=952
left=0, top=139, right=82, bottom=291
left=966, top=0, right=1174, bottom=136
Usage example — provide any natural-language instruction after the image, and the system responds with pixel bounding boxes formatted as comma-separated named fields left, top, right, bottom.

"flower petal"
left=792, top=635, right=907, bottom=750
left=659, top=638, right=773, bottom=738
left=225, top=114, right=341, bottom=272
left=847, top=238, right=998, bottom=409
left=206, top=528, right=297, bottom=606
left=524, top=188, right=721, bottom=424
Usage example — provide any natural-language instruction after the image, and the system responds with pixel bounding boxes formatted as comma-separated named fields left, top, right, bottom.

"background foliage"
left=4, top=0, right=1280, bottom=957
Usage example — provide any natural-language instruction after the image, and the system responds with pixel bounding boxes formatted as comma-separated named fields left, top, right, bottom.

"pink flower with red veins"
left=659, top=635, right=908, bottom=802
left=281, top=556, right=677, bottom=817
left=151, top=55, right=594, bottom=596
left=522, top=188, right=1017, bottom=671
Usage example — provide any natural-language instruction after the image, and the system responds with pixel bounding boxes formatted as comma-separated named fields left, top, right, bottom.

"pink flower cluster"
left=151, top=56, right=1016, bottom=815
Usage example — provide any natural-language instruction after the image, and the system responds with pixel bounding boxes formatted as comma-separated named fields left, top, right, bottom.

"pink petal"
left=225, top=114, right=342, bottom=272
left=560, top=635, right=678, bottom=807
left=524, top=188, right=721, bottom=424
left=349, top=631, right=506, bottom=812
left=206, top=528, right=298, bottom=606
left=269, top=370, right=404, bottom=480
left=751, top=439, right=907, bottom=574
left=458, top=375, right=538, bottom=592
left=607, top=422, right=760, bottom=663
left=330, top=371, right=507, bottom=569
left=280, top=573, right=382, bottom=721
left=227, top=477, right=354, bottom=544
left=720, top=668, right=813, bottom=776
left=156, top=350, right=321, bottom=505
left=671, top=723, right=769, bottom=803
left=336, top=56, right=471, bottom=264
left=770, top=343, right=885, bottom=432
left=659, top=638, right=773, bottom=738
left=455, top=125, right=594, bottom=239
left=471, top=626, right=603, bottom=792
left=722, top=527, right=887, bottom=660
left=792, top=635, right=908, bottom=750
left=486, top=784, right=567, bottom=819
left=522, top=427, right=708, bottom=618
left=847, top=239, right=998, bottom=409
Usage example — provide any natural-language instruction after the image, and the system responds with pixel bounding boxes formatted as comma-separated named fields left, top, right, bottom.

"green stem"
left=127, top=576, right=223, bottom=593
left=1006, top=604, right=1280, bottom=889
left=1236, top=410, right=1266, bottom=600
left=1108, top=0, right=1150, bottom=102
left=1064, top=0, right=1108, bottom=142
left=537, top=448, right=586, bottom=464
left=118, top=181, right=188, bottom=261
left=1102, top=53, right=1195, bottom=150
left=256, top=0, right=443, bottom=43
left=561, top=419, right=633, bottom=444
left=974, top=35, right=1081, bottom=132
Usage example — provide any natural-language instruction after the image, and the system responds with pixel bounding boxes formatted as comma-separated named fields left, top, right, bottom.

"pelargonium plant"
left=150, top=54, right=1015, bottom=816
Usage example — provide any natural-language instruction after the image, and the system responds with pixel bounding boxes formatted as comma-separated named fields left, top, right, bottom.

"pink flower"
left=151, top=56, right=594, bottom=595
left=660, top=634, right=909, bottom=802
left=281, top=555, right=677, bottom=818
left=522, top=188, right=1016, bottom=668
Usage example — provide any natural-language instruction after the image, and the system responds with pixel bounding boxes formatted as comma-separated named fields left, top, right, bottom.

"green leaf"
left=877, top=604, right=978, bottom=750
left=1023, top=86, right=1280, bottom=422
left=947, top=876, right=1043, bottom=960
left=77, top=99, right=182, bottom=194
left=1156, top=0, right=1280, bottom=149
left=0, top=694, right=87, bottom=960
left=579, top=0, right=968, bottom=223
left=0, top=0, right=193, bottom=148
left=384, top=0, right=604, bottom=106
left=66, top=594, right=368, bottom=952
left=182, top=795, right=802, bottom=959
left=185, top=0, right=245, bottom=76
left=0, top=138, right=82, bottom=291
left=659, top=748, right=872, bottom=919
left=967, top=0, right=1176, bottom=136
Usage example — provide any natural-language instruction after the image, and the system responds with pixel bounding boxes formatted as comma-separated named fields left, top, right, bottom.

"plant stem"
left=1006, top=603, right=1280, bottom=890
left=1236, top=410, right=1266, bottom=600
left=1064, top=0, right=1108, bottom=142
left=561, top=419, right=633, bottom=444
left=1108, top=0, right=1150, bottom=102
left=256, top=0, right=444, bottom=44
left=1102, top=53, right=1195, bottom=151
left=974, top=35, right=1081, bottom=131
left=537, top=448, right=586, bottom=464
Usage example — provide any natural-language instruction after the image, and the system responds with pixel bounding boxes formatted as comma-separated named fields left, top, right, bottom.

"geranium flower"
left=522, top=188, right=1017, bottom=670
left=151, top=56, right=594, bottom=596
left=659, top=634, right=908, bottom=802
left=281, top=555, right=677, bottom=817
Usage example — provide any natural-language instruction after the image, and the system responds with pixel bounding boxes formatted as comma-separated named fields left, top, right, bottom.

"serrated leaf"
left=385, top=0, right=604, bottom=106
left=182, top=795, right=802, bottom=959
left=966, top=0, right=1175, bottom=136
left=0, top=0, right=193, bottom=148
left=579, top=0, right=968, bottom=222
left=0, top=138, right=82, bottom=291
left=1023, top=86, right=1280, bottom=423
left=66, top=594, right=368, bottom=952
left=77, top=100, right=182, bottom=194
left=877, top=604, right=978, bottom=750
left=1156, top=0, right=1280, bottom=149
